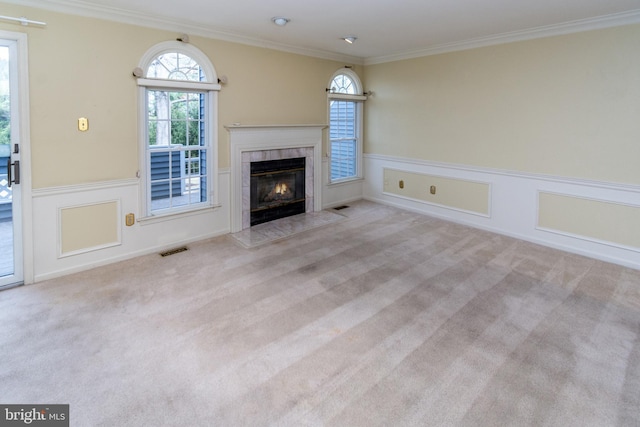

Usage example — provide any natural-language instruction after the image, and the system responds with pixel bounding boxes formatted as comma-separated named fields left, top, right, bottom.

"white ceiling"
left=11, top=0, right=640, bottom=64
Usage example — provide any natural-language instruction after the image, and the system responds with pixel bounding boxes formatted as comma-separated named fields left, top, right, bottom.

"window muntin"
left=147, top=89, right=208, bottom=212
left=137, top=42, right=218, bottom=218
left=146, top=52, right=205, bottom=82
left=330, top=73, right=356, bottom=94
left=329, top=100, right=357, bottom=180
left=328, top=70, right=363, bottom=183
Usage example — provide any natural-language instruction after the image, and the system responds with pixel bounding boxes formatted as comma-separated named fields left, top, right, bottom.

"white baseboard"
left=31, top=172, right=231, bottom=282
left=33, top=227, right=229, bottom=283
left=364, top=154, right=640, bottom=270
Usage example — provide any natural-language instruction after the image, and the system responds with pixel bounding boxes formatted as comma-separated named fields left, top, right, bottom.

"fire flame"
left=274, top=183, right=288, bottom=195
left=263, top=181, right=292, bottom=202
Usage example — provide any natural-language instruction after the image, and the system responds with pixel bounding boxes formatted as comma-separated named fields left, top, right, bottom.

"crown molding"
left=4, top=0, right=364, bottom=65
left=364, top=9, right=640, bottom=65
left=6, top=0, right=640, bottom=66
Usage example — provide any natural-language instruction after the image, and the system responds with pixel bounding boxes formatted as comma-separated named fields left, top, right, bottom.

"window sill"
left=137, top=204, right=221, bottom=226
left=328, top=177, right=364, bottom=187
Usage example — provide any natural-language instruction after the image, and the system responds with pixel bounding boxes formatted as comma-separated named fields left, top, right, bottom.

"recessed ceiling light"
left=342, top=36, right=357, bottom=44
left=272, top=17, right=290, bottom=26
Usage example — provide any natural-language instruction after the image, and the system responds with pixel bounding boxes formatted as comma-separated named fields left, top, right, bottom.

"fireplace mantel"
left=227, top=125, right=326, bottom=232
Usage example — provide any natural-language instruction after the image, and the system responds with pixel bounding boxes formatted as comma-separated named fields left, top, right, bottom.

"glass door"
left=0, top=40, right=23, bottom=289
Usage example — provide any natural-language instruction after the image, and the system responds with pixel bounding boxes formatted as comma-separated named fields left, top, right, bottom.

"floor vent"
left=333, top=205, right=349, bottom=210
left=159, top=246, right=188, bottom=257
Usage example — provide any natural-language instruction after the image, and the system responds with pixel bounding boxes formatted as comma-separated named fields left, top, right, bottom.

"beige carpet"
left=1, top=200, right=639, bottom=426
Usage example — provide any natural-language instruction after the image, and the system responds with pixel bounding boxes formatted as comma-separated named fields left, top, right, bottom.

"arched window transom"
left=147, top=52, right=205, bottom=82
left=330, top=73, right=357, bottom=94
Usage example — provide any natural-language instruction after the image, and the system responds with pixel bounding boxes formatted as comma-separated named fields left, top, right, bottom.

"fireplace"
left=227, top=124, right=325, bottom=232
left=250, top=157, right=306, bottom=226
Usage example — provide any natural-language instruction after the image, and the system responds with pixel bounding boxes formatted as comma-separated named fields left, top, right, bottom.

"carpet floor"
left=1, top=200, right=639, bottom=426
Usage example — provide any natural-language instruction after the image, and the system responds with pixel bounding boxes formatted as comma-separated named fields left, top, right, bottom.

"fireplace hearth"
left=250, top=157, right=305, bottom=226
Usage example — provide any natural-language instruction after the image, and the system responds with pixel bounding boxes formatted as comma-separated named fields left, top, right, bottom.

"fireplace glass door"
left=250, top=157, right=305, bottom=226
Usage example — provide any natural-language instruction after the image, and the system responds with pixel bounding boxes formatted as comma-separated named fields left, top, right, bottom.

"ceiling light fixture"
left=271, top=17, right=290, bottom=26
left=342, top=36, right=357, bottom=44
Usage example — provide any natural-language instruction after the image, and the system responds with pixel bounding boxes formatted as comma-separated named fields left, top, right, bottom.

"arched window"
left=135, top=42, right=220, bottom=218
left=327, top=69, right=365, bottom=183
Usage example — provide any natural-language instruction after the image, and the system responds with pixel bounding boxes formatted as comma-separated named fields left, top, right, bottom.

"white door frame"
left=1, top=30, right=33, bottom=286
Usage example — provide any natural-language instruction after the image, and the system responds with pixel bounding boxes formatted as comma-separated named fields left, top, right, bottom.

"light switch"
left=78, top=117, right=89, bottom=132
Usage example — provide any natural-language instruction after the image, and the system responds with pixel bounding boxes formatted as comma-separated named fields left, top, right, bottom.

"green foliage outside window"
left=147, top=91, right=202, bottom=148
left=147, top=89, right=204, bottom=175
left=0, top=95, right=9, bottom=146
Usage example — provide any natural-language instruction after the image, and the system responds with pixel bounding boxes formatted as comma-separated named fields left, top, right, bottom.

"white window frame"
left=135, top=41, right=220, bottom=220
left=327, top=69, right=365, bottom=184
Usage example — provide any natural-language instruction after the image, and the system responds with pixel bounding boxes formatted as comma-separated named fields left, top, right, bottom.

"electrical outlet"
left=399, top=180, right=404, bottom=189
left=430, top=185, right=436, bottom=195
left=78, top=117, right=89, bottom=132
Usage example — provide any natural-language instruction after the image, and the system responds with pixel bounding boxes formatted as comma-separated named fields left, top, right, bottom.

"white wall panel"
left=32, top=172, right=230, bottom=281
left=364, top=153, right=640, bottom=269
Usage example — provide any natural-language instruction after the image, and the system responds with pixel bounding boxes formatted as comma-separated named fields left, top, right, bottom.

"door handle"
left=12, top=160, right=20, bottom=185
left=7, top=158, right=19, bottom=187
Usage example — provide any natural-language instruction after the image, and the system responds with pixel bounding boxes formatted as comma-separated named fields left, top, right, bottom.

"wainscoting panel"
left=364, top=154, right=640, bottom=269
left=32, top=171, right=230, bottom=282
left=383, top=168, right=490, bottom=216
left=538, top=192, right=640, bottom=250
left=59, top=201, right=120, bottom=256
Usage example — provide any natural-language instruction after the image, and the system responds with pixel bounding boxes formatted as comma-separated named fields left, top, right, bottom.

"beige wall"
left=364, top=24, right=640, bottom=185
left=7, top=3, right=636, bottom=188
left=0, top=3, right=360, bottom=189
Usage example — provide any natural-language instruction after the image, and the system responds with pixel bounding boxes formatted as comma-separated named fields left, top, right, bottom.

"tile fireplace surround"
left=227, top=125, right=325, bottom=233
